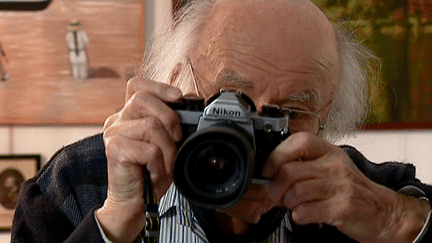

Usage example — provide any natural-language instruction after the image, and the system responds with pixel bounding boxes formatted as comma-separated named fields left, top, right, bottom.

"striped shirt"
left=98, top=183, right=291, bottom=243
left=157, top=184, right=291, bottom=242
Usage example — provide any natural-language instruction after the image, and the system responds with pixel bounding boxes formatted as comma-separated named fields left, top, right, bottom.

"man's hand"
left=262, top=132, right=430, bottom=243
left=96, top=77, right=183, bottom=242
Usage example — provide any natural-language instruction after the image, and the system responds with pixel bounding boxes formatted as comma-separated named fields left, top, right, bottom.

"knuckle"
left=142, top=116, right=162, bottom=130
left=103, top=122, right=121, bottom=140
left=104, top=136, right=126, bottom=162
left=126, top=77, right=154, bottom=102
left=286, top=182, right=309, bottom=207
left=126, top=76, right=142, bottom=91
left=163, top=111, right=180, bottom=130
left=290, top=132, right=316, bottom=158
left=143, top=142, right=163, bottom=162
left=293, top=132, right=314, bottom=145
left=103, top=113, right=120, bottom=131
left=291, top=183, right=304, bottom=198
left=127, top=91, right=144, bottom=106
left=280, top=163, right=296, bottom=180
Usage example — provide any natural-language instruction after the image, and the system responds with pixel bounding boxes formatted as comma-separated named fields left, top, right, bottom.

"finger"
left=291, top=200, right=326, bottom=225
left=119, top=93, right=182, bottom=141
left=125, top=77, right=182, bottom=102
left=104, top=133, right=171, bottom=199
left=282, top=179, right=330, bottom=209
left=262, top=132, right=331, bottom=178
left=104, top=118, right=178, bottom=174
left=109, top=137, right=172, bottom=199
left=104, top=131, right=166, bottom=174
left=290, top=193, right=354, bottom=227
left=103, top=112, right=120, bottom=131
left=266, top=162, right=322, bottom=205
left=289, top=179, right=378, bottom=226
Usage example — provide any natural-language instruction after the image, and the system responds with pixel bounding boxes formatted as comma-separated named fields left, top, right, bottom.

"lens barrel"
left=173, top=124, right=255, bottom=210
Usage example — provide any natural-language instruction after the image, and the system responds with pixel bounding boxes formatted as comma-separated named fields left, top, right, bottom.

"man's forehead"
left=192, top=0, right=340, bottom=105
left=205, top=0, right=332, bottom=30
left=196, top=0, right=338, bottom=64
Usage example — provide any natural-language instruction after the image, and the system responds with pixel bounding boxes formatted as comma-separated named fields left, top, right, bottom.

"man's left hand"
left=262, top=132, right=430, bottom=243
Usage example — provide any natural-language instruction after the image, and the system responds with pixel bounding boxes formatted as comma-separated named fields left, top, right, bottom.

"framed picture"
left=0, top=0, right=145, bottom=125
left=312, top=0, right=432, bottom=129
left=0, top=155, right=40, bottom=230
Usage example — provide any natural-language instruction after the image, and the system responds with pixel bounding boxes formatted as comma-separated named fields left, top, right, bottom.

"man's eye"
left=287, top=110, right=300, bottom=120
left=288, top=110, right=309, bottom=120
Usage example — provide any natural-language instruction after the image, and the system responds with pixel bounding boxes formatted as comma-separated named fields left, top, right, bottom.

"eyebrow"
left=217, top=69, right=320, bottom=108
left=284, top=91, right=320, bottom=110
left=288, top=92, right=317, bottom=103
left=218, top=71, right=255, bottom=89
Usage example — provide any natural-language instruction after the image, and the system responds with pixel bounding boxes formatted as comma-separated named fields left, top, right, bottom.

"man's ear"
left=169, top=63, right=183, bottom=85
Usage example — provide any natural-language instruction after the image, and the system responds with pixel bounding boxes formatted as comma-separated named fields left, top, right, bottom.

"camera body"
left=171, top=89, right=289, bottom=210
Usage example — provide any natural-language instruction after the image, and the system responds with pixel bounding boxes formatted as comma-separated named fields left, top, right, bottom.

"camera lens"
left=187, top=140, right=242, bottom=193
left=173, top=125, right=254, bottom=209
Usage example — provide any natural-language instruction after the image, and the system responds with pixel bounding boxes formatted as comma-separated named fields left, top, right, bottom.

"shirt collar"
left=158, top=183, right=292, bottom=232
left=158, top=183, right=196, bottom=228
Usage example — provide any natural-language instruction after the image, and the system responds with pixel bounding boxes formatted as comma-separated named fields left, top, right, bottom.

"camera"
left=171, top=89, right=289, bottom=210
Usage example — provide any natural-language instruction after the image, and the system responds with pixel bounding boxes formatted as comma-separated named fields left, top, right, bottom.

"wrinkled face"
left=188, top=0, right=341, bottom=223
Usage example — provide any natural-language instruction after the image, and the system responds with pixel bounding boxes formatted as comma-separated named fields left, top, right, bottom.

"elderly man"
left=11, top=0, right=432, bottom=242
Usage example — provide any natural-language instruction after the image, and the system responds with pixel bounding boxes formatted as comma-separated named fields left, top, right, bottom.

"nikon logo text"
left=211, top=107, right=241, bottom=117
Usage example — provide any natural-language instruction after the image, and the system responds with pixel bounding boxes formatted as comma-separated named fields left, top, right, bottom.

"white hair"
left=141, top=0, right=380, bottom=143
left=321, top=26, right=380, bottom=142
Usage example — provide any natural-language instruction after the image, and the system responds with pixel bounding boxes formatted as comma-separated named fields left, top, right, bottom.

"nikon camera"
left=170, top=89, right=289, bottom=210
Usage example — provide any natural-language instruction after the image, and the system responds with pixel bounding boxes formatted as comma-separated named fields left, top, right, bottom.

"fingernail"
left=166, top=87, right=182, bottom=100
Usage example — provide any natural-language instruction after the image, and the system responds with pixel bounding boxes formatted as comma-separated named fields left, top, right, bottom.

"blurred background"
left=0, top=0, right=432, bottom=241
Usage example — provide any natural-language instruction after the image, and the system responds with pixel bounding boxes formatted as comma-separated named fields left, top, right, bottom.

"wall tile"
left=0, top=127, right=10, bottom=154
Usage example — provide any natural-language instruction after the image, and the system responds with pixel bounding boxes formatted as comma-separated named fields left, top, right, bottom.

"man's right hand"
left=96, top=77, right=183, bottom=243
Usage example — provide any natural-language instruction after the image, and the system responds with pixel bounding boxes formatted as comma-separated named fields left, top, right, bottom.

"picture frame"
left=0, top=0, right=145, bottom=125
left=312, top=0, right=432, bottom=129
left=0, top=154, right=40, bottom=230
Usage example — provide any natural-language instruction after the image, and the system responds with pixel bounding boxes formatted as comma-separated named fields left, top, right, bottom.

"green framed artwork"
left=313, top=0, right=432, bottom=129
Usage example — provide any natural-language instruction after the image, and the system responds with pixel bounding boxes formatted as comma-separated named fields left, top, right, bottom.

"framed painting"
left=312, top=0, right=432, bottom=129
left=0, top=0, right=145, bottom=125
left=0, top=154, right=40, bottom=230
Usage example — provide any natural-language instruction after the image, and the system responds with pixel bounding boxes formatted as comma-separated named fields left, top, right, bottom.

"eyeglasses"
left=187, top=58, right=326, bottom=135
left=262, top=104, right=325, bottom=135
left=187, top=58, right=203, bottom=98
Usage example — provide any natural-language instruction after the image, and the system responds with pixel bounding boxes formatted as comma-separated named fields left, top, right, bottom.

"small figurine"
left=65, top=20, right=89, bottom=80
